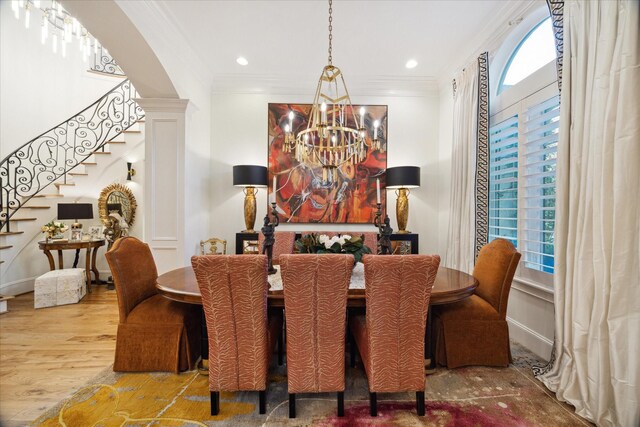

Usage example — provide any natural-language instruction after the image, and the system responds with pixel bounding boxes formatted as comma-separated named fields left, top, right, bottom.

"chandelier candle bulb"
left=376, top=179, right=381, bottom=204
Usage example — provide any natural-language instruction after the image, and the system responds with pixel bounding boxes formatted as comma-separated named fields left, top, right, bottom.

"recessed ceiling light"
left=405, top=59, right=418, bottom=69
left=236, top=57, right=248, bottom=66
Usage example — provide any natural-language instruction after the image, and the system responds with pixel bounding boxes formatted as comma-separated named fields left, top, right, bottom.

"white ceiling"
left=127, top=0, right=531, bottom=95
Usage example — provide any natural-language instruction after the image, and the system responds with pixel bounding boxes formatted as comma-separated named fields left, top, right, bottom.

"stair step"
left=123, top=129, right=141, bottom=134
left=0, top=231, right=24, bottom=236
left=82, top=162, right=97, bottom=166
left=108, top=141, right=126, bottom=144
left=93, top=151, right=112, bottom=155
left=32, top=194, right=64, bottom=198
left=54, top=183, right=75, bottom=187
left=68, top=172, right=88, bottom=176
left=20, top=206, right=50, bottom=209
left=9, top=218, right=37, bottom=222
left=0, top=245, right=13, bottom=250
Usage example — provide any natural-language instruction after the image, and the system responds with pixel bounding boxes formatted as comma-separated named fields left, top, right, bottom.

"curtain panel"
left=445, top=53, right=489, bottom=273
left=537, top=1, right=640, bottom=426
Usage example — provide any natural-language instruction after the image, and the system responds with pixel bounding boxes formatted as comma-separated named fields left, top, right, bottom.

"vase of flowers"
left=41, top=221, right=68, bottom=241
left=294, top=233, right=372, bottom=264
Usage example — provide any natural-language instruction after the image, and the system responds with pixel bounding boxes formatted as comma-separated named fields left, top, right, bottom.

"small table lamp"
left=386, top=166, right=420, bottom=234
left=57, top=203, right=94, bottom=230
left=233, top=165, right=268, bottom=233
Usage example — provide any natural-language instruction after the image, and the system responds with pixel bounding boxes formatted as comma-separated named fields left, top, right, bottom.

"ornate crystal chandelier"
left=10, top=0, right=99, bottom=61
left=283, top=0, right=384, bottom=184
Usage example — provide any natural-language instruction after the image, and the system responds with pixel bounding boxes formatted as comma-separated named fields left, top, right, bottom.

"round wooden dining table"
left=156, top=265, right=478, bottom=307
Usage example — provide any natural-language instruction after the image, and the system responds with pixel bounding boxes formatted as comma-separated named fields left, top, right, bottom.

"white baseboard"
left=507, top=316, right=553, bottom=361
left=0, top=277, right=36, bottom=296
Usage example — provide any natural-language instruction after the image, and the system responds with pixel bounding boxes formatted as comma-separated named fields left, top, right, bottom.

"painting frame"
left=268, top=103, right=388, bottom=224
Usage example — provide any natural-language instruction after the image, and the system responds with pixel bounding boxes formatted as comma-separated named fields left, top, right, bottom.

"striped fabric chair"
left=349, top=254, right=440, bottom=416
left=191, top=255, right=283, bottom=415
left=280, top=253, right=353, bottom=418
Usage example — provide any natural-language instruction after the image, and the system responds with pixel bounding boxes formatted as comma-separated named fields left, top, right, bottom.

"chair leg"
left=337, top=391, right=344, bottom=417
left=416, top=391, right=425, bottom=416
left=289, top=393, right=296, bottom=418
left=211, top=391, right=220, bottom=416
left=349, top=332, right=357, bottom=368
left=259, top=390, right=266, bottom=414
left=370, top=392, right=377, bottom=417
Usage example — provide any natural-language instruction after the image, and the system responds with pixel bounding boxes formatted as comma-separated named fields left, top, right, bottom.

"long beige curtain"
left=444, top=61, right=478, bottom=273
left=537, top=1, right=640, bottom=426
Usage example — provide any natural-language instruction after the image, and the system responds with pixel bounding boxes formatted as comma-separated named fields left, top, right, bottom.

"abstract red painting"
left=268, top=103, right=387, bottom=223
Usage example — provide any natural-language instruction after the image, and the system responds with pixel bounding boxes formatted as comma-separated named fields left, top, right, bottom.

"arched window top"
left=499, top=17, right=556, bottom=92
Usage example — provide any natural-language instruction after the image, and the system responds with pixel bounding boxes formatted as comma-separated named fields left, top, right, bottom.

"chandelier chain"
left=328, top=0, right=333, bottom=65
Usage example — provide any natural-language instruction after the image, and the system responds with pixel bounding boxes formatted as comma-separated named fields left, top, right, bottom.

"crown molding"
left=211, top=73, right=439, bottom=97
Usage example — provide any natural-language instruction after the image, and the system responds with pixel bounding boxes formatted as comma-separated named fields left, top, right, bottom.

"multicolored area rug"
left=32, top=343, right=589, bottom=426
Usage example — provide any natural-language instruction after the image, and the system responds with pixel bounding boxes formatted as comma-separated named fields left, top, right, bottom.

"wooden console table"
left=38, top=239, right=105, bottom=292
left=236, top=232, right=419, bottom=255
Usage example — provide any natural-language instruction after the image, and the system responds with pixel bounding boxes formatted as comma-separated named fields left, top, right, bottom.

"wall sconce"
left=233, top=165, right=268, bottom=233
left=386, top=166, right=421, bottom=234
left=126, top=162, right=136, bottom=181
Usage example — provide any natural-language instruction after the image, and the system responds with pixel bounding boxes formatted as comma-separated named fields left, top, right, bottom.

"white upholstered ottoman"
left=34, top=268, right=87, bottom=309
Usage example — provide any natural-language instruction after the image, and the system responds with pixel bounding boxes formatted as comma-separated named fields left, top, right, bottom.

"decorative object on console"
left=233, top=165, right=268, bottom=233
left=41, top=220, right=68, bottom=241
left=268, top=0, right=387, bottom=224
left=126, top=162, right=136, bottom=181
left=386, top=166, right=421, bottom=233
left=261, top=201, right=280, bottom=274
left=294, top=233, right=372, bottom=264
left=374, top=201, right=394, bottom=255
left=57, top=202, right=93, bottom=231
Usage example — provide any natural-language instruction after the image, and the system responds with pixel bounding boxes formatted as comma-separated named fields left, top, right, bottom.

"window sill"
left=512, top=276, right=554, bottom=303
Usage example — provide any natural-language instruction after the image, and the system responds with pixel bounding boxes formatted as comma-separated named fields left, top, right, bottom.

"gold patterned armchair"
left=200, top=237, right=227, bottom=255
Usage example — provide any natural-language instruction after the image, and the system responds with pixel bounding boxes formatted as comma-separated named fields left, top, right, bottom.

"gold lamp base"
left=395, top=188, right=410, bottom=234
left=242, top=186, right=257, bottom=233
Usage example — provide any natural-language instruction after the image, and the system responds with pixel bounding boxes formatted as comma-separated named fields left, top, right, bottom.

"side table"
left=38, top=239, right=106, bottom=292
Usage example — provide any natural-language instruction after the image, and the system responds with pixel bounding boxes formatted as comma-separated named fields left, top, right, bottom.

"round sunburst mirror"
left=98, top=183, right=137, bottom=227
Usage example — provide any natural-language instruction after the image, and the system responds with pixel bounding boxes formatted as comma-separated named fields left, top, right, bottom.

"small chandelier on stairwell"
left=282, top=0, right=384, bottom=185
left=11, top=0, right=99, bottom=61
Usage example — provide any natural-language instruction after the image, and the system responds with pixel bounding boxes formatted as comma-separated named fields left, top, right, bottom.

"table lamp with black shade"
left=386, top=166, right=421, bottom=234
left=233, top=165, right=268, bottom=233
left=57, top=203, right=94, bottom=230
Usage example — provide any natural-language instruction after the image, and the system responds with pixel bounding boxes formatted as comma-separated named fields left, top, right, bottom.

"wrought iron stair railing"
left=0, top=79, right=144, bottom=232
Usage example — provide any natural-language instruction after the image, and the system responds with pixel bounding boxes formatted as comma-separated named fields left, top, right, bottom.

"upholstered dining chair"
left=105, top=237, right=200, bottom=373
left=349, top=254, right=440, bottom=416
left=200, top=237, right=227, bottom=255
left=431, top=238, right=521, bottom=368
left=258, top=231, right=296, bottom=264
left=280, top=253, right=353, bottom=418
left=191, top=254, right=283, bottom=416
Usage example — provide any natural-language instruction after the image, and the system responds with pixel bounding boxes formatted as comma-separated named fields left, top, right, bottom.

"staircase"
left=0, top=79, right=145, bottom=294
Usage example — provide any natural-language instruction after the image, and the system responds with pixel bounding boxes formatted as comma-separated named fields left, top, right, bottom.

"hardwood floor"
left=0, top=285, right=118, bottom=426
